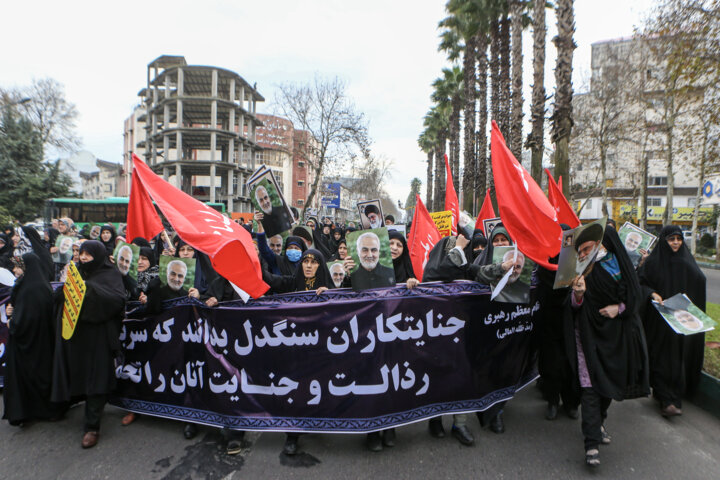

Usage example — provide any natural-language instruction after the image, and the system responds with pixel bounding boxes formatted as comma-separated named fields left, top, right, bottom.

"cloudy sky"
left=1, top=0, right=654, bottom=203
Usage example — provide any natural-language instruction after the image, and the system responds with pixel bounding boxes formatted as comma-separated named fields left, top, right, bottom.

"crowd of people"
left=0, top=210, right=708, bottom=468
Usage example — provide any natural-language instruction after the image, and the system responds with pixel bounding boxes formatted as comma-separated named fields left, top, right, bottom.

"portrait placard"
left=482, top=217, right=502, bottom=238
left=53, top=235, right=77, bottom=264
left=653, top=293, right=716, bottom=335
left=158, top=256, right=197, bottom=292
left=113, top=242, right=140, bottom=281
left=617, top=222, right=657, bottom=267
left=327, top=260, right=347, bottom=288
left=247, top=167, right=294, bottom=237
left=491, top=246, right=533, bottom=304
left=346, top=227, right=395, bottom=291
left=554, top=217, right=607, bottom=289
left=357, top=200, right=384, bottom=230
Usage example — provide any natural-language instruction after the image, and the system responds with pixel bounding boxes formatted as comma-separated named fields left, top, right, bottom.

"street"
left=701, top=267, right=720, bottom=304
left=1, top=384, right=718, bottom=480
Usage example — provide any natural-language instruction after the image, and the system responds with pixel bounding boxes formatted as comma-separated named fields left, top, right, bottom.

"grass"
left=704, top=302, right=720, bottom=378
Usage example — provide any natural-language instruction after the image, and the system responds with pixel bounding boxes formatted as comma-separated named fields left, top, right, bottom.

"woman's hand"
left=455, top=234, right=470, bottom=250
left=188, top=288, right=200, bottom=299
left=343, top=257, right=356, bottom=274
left=501, top=259, right=514, bottom=272
left=316, top=286, right=328, bottom=295
left=406, top=278, right=420, bottom=290
left=599, top=304, right=620, bottom=318
left=138, top=292, right=147, bottom=304
left=572, top=275, right=586, bottom=303
left=205, top=297, right=218, bottom=307
left=5, top=304, right=13, bottom=317
left=651, top=292, right=663, bottom=304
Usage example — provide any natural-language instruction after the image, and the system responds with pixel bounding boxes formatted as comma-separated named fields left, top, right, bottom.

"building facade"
left=80, top=159, right=123, bottom=199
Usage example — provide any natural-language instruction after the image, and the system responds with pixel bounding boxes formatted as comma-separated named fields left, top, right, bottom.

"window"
left=688, top=198, right=697, bottom=207
left=297, top=180, right=304, bottom=186
left=648, top=176, right=667, bottom=186
left=298, top=161, right=305, bottom=167
left=297, top=199, right=304, bottom=206
left=648, top=197, right=662, bottom=207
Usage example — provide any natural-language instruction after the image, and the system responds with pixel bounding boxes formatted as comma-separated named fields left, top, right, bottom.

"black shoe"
left=183, top=423, right=198, bottom=440
left=283, top=434, right=299, bottom=456
left=222, top=428, right=245, bottom=455
left=545, top=404, right=558, bottom=421
left=451, top=425, right=475, bottom=446
left=428, top=417, right=445, bottom=438
left=585, top=448, right=600, bottom=467
left=489, top=412, right=505, bottom=434
left=600, top=425, right=611, bottom=445
left=381, top=428, right=396, bottom=447
left=366, top=432, right=383, bottom=452
left=564, top=406, right=579, bottom=419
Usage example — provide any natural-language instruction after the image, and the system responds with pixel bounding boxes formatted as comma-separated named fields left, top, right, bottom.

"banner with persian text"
left=110, top=281, right=540, bottom=432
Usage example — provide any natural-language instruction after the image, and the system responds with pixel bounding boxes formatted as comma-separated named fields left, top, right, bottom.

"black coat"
left=350, top=263, right=395, bottom=291
left=2, top=253, right=59, bottom=423
left=51, top=241, right=126, bottom=401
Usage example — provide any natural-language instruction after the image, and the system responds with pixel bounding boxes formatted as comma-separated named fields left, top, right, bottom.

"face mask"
left=286, top=249, right=302, bottom=262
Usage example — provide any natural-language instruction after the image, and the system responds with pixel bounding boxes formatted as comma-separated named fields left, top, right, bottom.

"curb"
left=697, top=261, right=720, bottom=270
left=693, top=371, right=720, bottom=419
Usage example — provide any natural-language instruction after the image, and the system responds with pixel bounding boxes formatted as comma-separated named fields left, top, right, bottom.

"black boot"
left=489, top=412, right=505, bottom=434
left=183, top=423, right=198, bottom=439
left=366, top=432, right=383, bottom=452
left=283, top=433, right=299, bottom=455
left=428, top=417, right=445, bottom=438
left=382, top=428, right=396, bottom=447
left=545, top=403, right=558, bottom=421
left=451, top=425, right=475, bottom=446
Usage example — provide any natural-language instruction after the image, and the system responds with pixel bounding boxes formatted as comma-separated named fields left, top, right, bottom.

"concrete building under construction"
left=131, top=55, right=264, bottom=211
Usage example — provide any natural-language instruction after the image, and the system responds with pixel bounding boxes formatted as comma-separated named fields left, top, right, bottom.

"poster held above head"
left=247, top=167, right=294, bottom=238
left=346, top=227, right=395, bottom=291
left=617, top=222, right=657, bottom=268
left=553, top=217, right=607, bottom=289
left=429, top=211, right=453, bottom=237
left=53, top=235, right=76, bottom=265
left=653, top=293, right=716, bottom=335
left=113, top=242, right=140, bottom=281
left=357, top=200, right=384, bottom=230
left=483, top=218, right=502, bottom=240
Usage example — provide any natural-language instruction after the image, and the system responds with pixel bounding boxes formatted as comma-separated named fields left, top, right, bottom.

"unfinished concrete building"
left=137, top=55, right=264, bottom=211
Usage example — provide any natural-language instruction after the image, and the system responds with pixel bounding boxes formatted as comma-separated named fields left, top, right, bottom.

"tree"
left=526, top=0, right=547, bottom=185
left=432, top=67, right=464, bottom=192
left=274, top=76, right=371, bottom=216
left=550, top=0, right=576, bottom=194
left=405, top=178, right=422, bottom=210
left=1, top=77, right=81, bottom=157
left=509, top=0, right=526, bottom=160
left=0, top=108, right=74, bottom=222
left=418, top=129, right=436, bottom=207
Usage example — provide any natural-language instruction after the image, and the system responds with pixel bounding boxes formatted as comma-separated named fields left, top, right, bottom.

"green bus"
left=45, top=197, right=226, bottom=229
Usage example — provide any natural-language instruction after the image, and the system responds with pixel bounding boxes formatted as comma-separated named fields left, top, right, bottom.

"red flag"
left=128, top=154, right=269, bottom=298
left=125, top=165, right=164, bottom=242
left=444, top=154, right=459, bottom=235
left=545, top=169, right=580, bottom=228
left=408, top=195, right=442, bottom=281
left=491, top=121, right=561, bottom=270
left=474, top=189, right=497, bottom=234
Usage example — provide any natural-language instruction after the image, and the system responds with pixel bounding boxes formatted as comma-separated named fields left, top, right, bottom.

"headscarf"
left=330, top=239, right=347, bottom=261
left=131, top=237, right=152, bottom=249
left=173, top=237, right=218, bottom=293
left=284, top=235, right=308, bottom=254
left=293, top=249, right=333, bottom=292
left=476, top=223, right=513, bottom=266
left=639, top=225, right=705, bottom=309
left=15, top=226, right=54, bottom=281
left=0, top=233, right=13, bottom=270
left=46, top=228, right=60, bottom=250
left=136, top=246, right=159, bottom=292
left=13, top=228, right=33, bottom=257
left=99, top=224, right=117, bottom=256
left=389, top=230, right=415, bottom=282
left=10, top=252, right=52, bottom=311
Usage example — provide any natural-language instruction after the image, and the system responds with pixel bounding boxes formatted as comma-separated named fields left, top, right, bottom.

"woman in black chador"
left=638, top=225, right=706, bottom=417
left=51, top=240, right=126, bottom=449
left=2, top=253, right=60, bottom=425
left=566, top=227, right=649, bottom=467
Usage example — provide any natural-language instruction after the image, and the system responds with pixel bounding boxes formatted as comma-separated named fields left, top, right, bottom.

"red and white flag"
left=545, top=169, right=580, bottom=228
left=491, top=121, right=561, bottom=270
left=126, top=154, right=269, bottom=298
left=408, top=195, right=442, bottom=282
left=474, top=189, right=497, bottom=234
left=444, top=154, right=459, bottom=236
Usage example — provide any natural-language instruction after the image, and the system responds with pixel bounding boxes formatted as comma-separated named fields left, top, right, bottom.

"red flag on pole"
left=474, top=189, right=497, bottom=234
left=127, top=154, right=269, bottom=298
left=408, top=195, right=442, bottom=281
left=491, top=121, right=561, bottom=270
left=545, top=169, right=580, bottom=228
left=126, top=166, right=164, bottom=242
left=444, top=154, right=459, bottom=236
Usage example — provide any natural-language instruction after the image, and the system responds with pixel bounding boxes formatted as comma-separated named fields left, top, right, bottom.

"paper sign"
left=61, top=261, right=86, bottom=340
left=430, top=211, right=453, bottom=237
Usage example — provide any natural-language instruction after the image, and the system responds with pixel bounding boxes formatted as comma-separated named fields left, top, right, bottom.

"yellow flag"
left=61, top=261, right=86, bottom=340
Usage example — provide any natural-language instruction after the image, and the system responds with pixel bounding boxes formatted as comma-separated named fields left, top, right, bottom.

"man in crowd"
left=268, top=234, right=284, bottom=255
left=385, top=215, right=395, bottom=226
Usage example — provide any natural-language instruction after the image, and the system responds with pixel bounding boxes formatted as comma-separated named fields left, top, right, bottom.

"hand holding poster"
left=357, top=200, right=384, bottom=229
left=430, top=211, right=453, bottom=237
left=553, top=217, right=607, bottom=289
left=247, top=166, right=294, bottom=237
left=617, top=222, right=657, bottom=267
left=346, top=228, right=395, bottom=291
left=61, top=261, right=86, bottom=340
left=113, top=242, right=140, bottom=280
left=653, top=293, right=716, bottom=335
left=159, top=256, right=196, bottom=292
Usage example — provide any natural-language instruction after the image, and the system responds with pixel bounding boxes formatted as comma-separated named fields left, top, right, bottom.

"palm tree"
left=551, top=0, right=576, bottom=195
left=509, top=0, right=525, bottom=160
left=423, top=104, right=450, bottom=211
left=498, top=13, right=512, bottom=141
left=432, top=67, right=464, bottom=196
left=418, top=129, right=436, bottom=208
left=526, top=0, right=547, bottom=185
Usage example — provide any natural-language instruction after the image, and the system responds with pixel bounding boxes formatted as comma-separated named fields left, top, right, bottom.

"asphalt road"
left=1, top=384, right=719, bottom=480
left=701, top=267, right=720, bottom=304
